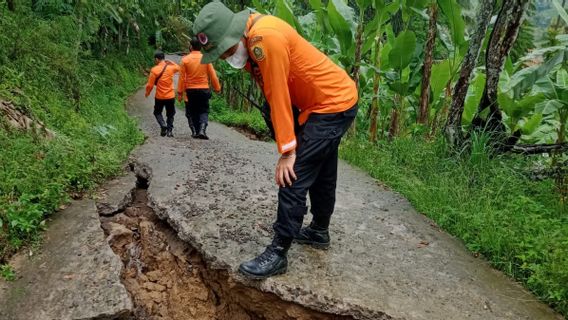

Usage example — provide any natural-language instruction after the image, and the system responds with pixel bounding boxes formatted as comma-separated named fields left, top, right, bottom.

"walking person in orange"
left=177, top=38, right=221, bottom=139
left=145, top=51, right=180, bottom=137
left=193, top=2, right=358, bottom=279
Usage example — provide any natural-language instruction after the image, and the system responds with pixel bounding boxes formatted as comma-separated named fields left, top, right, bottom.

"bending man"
left=193, top=2, right=358, bottom=279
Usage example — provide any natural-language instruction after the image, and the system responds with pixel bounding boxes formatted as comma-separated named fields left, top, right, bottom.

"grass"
left=0, top=264, right=15, bottom=281
left=209, top=97, right=271, bottom=139
left=210, top=100, right=568, bottom=316
left=0, top=66, right=145, bottom=261
left=0, top=8, right=147, bottom=263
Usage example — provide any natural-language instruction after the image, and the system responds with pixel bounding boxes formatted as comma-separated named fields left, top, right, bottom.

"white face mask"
left=225, top=40, right=248, bottom=69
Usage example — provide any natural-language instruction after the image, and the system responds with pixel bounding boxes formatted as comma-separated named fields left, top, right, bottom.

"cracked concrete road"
left=125, top=56, right=561, bottom=320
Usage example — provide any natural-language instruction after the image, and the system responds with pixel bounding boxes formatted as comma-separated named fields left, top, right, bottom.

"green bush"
left=0, top=7, right=146, bottom=261
left=210, top=97, right=271, bottom=140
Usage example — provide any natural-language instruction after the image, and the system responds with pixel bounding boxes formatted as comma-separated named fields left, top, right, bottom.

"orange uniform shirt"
left=145, top=60, right=180, bottom=100
left=245, top=14, right=358, bottom=154
left=178, top=51, right=221, bottom=96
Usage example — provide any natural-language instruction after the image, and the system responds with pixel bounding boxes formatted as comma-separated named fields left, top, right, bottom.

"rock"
left=96, top=173, right=137, bottom=216
left=143, top=281, right=166, bottom=292
left=103, top=222, right=134, bottom=249
left=0, top=100, right=55, bottom=139
left=146, top=270, right=163, bottom=282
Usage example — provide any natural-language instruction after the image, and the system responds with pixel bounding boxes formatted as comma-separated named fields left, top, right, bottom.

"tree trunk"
left=388, top=108, right=399, bottom=140
left=418, top=3, right=438, bottom=125
left=388, top=94, right=401, bottom=140
left=445, top=0, right=495, bottom=146
left=7, top=0, right=15, bottom=11
left=369, top=39, right=382, bottom=142
left=348, top=8, right=366, bottom=135
left=476, top=0, right=529, bottom=138
left=352, top=8, right=365, bottom=91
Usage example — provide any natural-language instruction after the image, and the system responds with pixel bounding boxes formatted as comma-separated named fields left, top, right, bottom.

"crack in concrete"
left=97, top=162, right=371, bottom=319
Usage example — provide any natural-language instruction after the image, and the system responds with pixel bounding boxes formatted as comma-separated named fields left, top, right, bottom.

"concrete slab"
left=96, top=171, right=137, bottom=216
left=124, top=55, right=562, bottom=320
left=0, top=199, right=132, bottom=320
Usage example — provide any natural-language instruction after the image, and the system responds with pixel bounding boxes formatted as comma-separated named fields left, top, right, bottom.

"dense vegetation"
left=0, top=0, right=198, bottom=266
left=0, top=0, right=567, bottom=316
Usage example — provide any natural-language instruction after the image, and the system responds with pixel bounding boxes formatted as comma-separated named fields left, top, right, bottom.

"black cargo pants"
left=185, top=89, right=211, bottom=129
left=273, top=104, right=358, bottom=240
left=154, top=98, right=175, bottom=130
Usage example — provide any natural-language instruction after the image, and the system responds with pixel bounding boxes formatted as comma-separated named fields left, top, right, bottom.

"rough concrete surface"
left=123, top=55, right=563, bottom=320
left=0, top=199, right=132, bottom=320
left=96, top=171, right=138, bottom=216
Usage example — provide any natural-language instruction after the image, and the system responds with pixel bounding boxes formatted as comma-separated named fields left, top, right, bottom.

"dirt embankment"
left=99, top=173, right=354, bottom=320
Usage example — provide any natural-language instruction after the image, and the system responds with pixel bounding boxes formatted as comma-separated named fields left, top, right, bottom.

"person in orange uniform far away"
left=177, top=37, right=222, bottom=139
left=145, top=50, right=180, bottom=137
left=193, top=2, right=358, bottom=279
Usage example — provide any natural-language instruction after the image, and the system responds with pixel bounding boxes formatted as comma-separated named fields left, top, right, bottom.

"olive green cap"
left=192, top=1, right=250, bottom=64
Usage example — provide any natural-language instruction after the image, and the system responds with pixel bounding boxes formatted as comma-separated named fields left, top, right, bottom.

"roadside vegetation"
left=0, top=1, right=197, bottom=270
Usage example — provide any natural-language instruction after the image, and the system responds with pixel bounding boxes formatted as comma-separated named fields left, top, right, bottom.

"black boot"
left=239, top=236, right=291, bottom=280
left=160, top=126, right=167, bottom=137
left=166, top=128, right=174, bottom=137
left=189, top=124, right=197, bottom=138
left=295, top=222, right=330, bottom=250
left=197, top=123, right=209, bottom=140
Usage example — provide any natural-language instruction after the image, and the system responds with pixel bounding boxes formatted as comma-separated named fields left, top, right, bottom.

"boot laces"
left=256, top=247, right=277, bottom=267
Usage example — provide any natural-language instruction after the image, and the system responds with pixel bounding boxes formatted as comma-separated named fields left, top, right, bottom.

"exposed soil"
left=99, top=179, right=354, bottom=320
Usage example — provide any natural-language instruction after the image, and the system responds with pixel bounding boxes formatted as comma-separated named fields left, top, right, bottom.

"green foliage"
left=389, top=30, right=417, bottom=70
left=274, top=0, right=305, bottom=37
left=327, top=0, right=357, bottom=60
left=437, top=0, right=466, bottom=52
left=1, top=264, right=16, bottom=281
left=552, top=0, right=568, bottom=26
left=463, top=71, right=485, bottom=125
left=0, top=4, right=153, bottom=262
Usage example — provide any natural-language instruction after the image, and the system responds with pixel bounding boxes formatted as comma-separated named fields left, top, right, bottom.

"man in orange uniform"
left=193, top=2, right=358, bottom=279
left=145, top=51, right=180, bottom=137
left=177, top=38, right=222, bottom=139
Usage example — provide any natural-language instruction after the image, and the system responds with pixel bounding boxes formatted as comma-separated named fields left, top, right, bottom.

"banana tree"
left=326, top=0, right=357, bottom=69
left=418, top=0, right=438, bottom=126
left=367, top=0, right=400, bottom=141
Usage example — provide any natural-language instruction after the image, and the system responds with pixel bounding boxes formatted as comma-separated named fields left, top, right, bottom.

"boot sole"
left=238, top=265, right=287, bottom=280
left=294, top=239, right=330, bottom=250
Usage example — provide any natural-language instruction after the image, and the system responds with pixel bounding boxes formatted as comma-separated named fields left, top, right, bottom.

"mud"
left=100, top=176, right=354, bottom=320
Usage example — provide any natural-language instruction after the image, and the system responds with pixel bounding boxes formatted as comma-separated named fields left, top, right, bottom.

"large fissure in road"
left=98, top=170, right=355, bottom=320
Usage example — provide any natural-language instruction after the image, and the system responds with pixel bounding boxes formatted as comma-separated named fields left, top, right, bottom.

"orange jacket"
left=245, top=14, right=358, bottom=154
left=145, top=60, right=180, bottom=100
left=178, top=51, right=221, bottom=97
